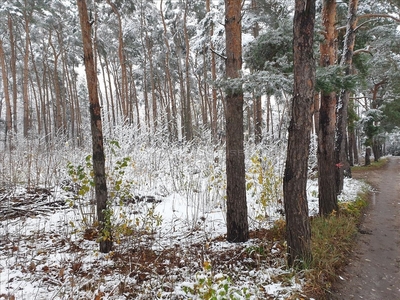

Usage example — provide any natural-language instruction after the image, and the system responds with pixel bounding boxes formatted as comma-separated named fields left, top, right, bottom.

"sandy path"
left=331, top=156, right=400, bottom=299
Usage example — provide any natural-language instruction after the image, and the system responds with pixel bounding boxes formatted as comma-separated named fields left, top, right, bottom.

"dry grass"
left=304, top=186, right=371, bottom=298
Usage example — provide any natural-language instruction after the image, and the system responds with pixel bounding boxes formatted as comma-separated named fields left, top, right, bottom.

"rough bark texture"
left=77, top=0, right=112, bottom=253
left=336, top=0, right=359, bottom=193
left=283, top=0, right=315, bottom=268
left=318, top=0, right=339, bottom=216
left=225, top=0, right=249, bottom=243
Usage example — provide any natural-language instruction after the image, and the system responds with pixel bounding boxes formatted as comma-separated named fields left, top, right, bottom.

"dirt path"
left=331, top=156, right=400, bottom=299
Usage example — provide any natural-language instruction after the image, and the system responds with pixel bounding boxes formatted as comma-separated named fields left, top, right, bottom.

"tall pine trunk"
left=225, top=0, right=249, bottom=243
left=77, top=0, right=112, bottom=253
left=283, top=0, right=315, bottom=268
left=318, top=0, right=338, bottom=216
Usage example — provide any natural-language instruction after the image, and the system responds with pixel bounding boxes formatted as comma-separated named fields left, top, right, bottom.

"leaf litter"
left=0, top=141, right=366, bottom=300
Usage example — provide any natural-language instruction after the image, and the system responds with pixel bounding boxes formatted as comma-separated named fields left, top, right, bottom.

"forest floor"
left=331, top=156, right=400, bottom=299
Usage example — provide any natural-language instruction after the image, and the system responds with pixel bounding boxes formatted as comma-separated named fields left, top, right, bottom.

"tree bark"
left=283, top=0, right=315, bottom=268
left=225, top=0, right=249, bottom=243
left=77, top=0, right=112, bottom=253
left=8, top=14, right=18, bottom=134
left=251, top=0, right=262, bottom=144
left=207, top=0, right=219, bottom=142
left=160, top=0, right=178, bottom=140
left=106, top=0, right=129, bottom=123
left=22, top=0, right=32, bottom=137
left=336, top=0, right=359, bottom=192
left=49, top=31, right=63, bottom=134
left=183, top=0, right=193, bottom=141
left=318, top=0, right=339, bottom=216
left=0, top=40, right=12, bottom=137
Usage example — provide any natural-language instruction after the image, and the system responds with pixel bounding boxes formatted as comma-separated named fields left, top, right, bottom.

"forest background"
left=0, top=0, right=400, bottom=299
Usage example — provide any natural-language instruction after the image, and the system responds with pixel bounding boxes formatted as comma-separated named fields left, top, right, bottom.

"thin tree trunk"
left=336, top=0, right=359, bottom=192
left=29, top=38, right=45, bottom=137
left=251, top=0, right=262, bottom=144
left=22, top=2, right=32, bottom=137
left=106, top=0, right=128, bottom=122
left=104, top=56, right=116, bottom=127
left=145, top=34, right=158, bottom=132
left=98, top=53, right=112, bottom=133
left=128, top=64, right=141, bottom=130
left=49, top=31, right=63, bottom=134
left=0, top=40, right=12, bottom=136
left=160, top=0, right=178, bottom=140
left=207, top=0, right=218, bottom=142
left=8, top=14, right=18, bottom=134
left=225, top=0, right=249, bottom=243
left=183, top=0, right=193, bottom=141
left=77, top=0, right=112, bottom=253
left=283, top=0, right=315, bottom=269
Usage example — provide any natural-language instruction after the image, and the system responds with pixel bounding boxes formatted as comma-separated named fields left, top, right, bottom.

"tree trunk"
left=183, top=0, right=193, bottom=141
left=283, top=0, right=315, bottom=268
left=145, top=34, right=158, bottom=133
left=49, top=32, right=63, bottom=134
left=160, top=0, right=178, bottom=140
left=98, top=53, right=112, bottom=132
left=252, top=0, right=262, bottom=144
left=104, top=56, right=116, bottom=127
left=8, top=14, right=18, bottom=135
left=365, top=147, right=371, bottom=166
left=336, top=0, right=359, bottom=192
left=225, top=0, right=249, bottom=243
left=77, top=0, right=112, bottom=253
left=106, top=0, right=129, bottom=123
left=29, top=38, right=45, bottom=138
left=318, top=0, right=338, bottom=216
left=206, top=0, right=218, bottom=143
left=22, top=2, right=32, bottom=137
left=0, top=40, right=12, bottom=137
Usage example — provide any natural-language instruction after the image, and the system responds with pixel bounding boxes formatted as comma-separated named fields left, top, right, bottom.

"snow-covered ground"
left=0, top=139, right=368, bottom=299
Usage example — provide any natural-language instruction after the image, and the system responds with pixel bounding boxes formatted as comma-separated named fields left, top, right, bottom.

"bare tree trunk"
left=336, top=0, right=359, bottom=192
left=283, top=0, right=315, bottom=269
left=0, top=40, right=12, bottom=136
left=49, top=31, right=63, bottom=134
left=176, top=44, right=186, bottom=139
left=183, top=0, right=193, bottom=141
left=145, top=34, right=158, bottom=133
left=98, top=53, right=112, bottom=133
left=41, top=55, right=50, bottom=143
left=106, top=0, right=128, bottom=122
left=251, top=0, right=262, bottom=144
left=77, top=0, right=112, bottom=253
left=22, top=1, right=32, bottom=137
left=318, top=0, right=338, bottom=216
left=225, top=0, right=249, bottom=243
left=104, top=56, right=116, bottom=127
left=206, top=0, right=218, bottom=142
left=128, top=64, right=141, bottom=130
left=160, top=0, right=178, bottom=140
left=29, top=38, right=45, bottom=138
left=8, top=14, right=18, bottom=134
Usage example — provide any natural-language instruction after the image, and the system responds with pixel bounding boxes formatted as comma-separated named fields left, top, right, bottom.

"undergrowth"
left=352, top=157, right=388, bottom=172
left=304, top=193, right=369, bottom=299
